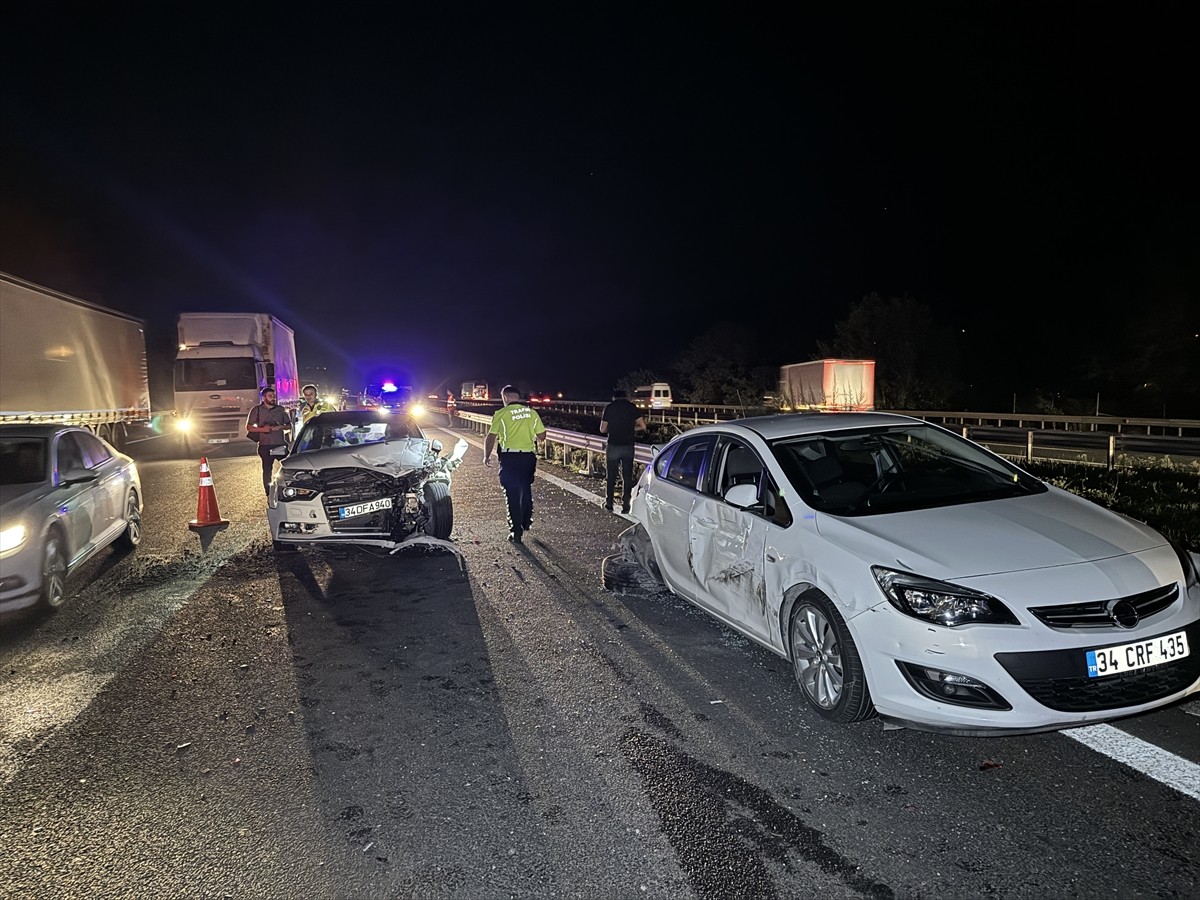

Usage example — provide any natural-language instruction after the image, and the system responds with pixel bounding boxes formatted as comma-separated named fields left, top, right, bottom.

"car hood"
left=0, top=482, right=48, bottom=511
left=281, top=438, right=435, bottom=477
left=814, top=486, right=1167, bottom=579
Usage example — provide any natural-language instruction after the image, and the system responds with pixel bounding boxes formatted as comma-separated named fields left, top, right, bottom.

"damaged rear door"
left=687, top=439, right=772, bottom=642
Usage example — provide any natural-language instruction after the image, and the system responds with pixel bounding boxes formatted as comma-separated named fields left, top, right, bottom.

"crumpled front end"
left=269, top=437, right=469, bottom=549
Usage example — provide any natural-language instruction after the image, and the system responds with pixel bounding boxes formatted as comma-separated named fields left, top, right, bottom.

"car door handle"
left=694, top=516, right=717, bottom=528
left=766, top=551, right=778, bottom=562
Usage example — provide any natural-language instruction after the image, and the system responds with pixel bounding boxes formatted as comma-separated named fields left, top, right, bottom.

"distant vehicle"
left=0, top=423, right=143, bottom=616
left=460, top=382, right=490, bottom=401
left=605, top=412, right=1200, bottom=734
left=0, top=271, right=153, bottom=450
left=779, top=359, right=875, bottom=412
left=633, top=383, right=672, bottom=409
left=529, top=392, right=553, bottom=405
left=174, top=313, right=299, bottom=449
left=267, top=410, right=468, bottom=552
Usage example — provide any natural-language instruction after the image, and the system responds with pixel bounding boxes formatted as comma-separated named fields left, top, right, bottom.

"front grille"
left=1029, top=584, right=1179, bottom=629
left=316, top=469, right=395, bottom=535
left=995, top=620, right=1200, bottom=712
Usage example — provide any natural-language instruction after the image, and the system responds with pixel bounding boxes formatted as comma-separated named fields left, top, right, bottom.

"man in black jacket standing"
left=599, top=388, right=647, bottom=514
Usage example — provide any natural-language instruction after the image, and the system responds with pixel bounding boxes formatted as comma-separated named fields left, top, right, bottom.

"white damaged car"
left=605, top=412, right=1200, bottom=735
left=267, top=410, right=468, bottom=552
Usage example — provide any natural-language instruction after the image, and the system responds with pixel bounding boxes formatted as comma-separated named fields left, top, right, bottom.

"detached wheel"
left=601, top=554, right=645, bottom=592
left=115, top=490, right=142, bottom=551
left=424, top=481, right=453, bottom=539
left=39, top=530, right=69, bottom=611
left=789, top=591, right=875, bottom=723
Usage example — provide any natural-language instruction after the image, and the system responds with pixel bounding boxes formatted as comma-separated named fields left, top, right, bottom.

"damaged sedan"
left=267, top=410, right=468, bottom=552
left=605, top=413, right=1200, bottom=735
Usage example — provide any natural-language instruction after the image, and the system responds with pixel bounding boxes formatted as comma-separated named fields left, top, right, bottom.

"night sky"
left=3, top=5, right=1197, bottom=408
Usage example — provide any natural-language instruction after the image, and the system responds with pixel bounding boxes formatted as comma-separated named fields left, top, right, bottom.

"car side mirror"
left=724, top=483, right=758, bottom=509
left=59, top=467, right=98, bottom=486
left=431, top=439, right=443, bottom=453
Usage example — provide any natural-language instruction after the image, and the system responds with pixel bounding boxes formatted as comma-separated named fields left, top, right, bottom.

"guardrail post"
left=1026, top=430, right=1034, bottom=464
left=961, top=426, right=968, bottom=439
left=1107, top=435, right=1116, bottom=472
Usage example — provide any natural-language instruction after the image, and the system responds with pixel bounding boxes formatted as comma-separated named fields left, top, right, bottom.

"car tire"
left=789, top=591, right=875, bottom=723
left=39, top=529, right=69, bottom=612
left=114, top=490, right=142, bottom=551
left=601, top=554, right=645, bottom=592
left=424, top=481, right=453, bottom=539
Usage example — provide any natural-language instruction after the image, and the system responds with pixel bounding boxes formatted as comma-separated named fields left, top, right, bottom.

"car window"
left=664, top=435, right=714, bottom=490
left=295, top=417, right=418, bottom=453
left=713, top=439, right=794, bottom=526
left=771, top=424, right=1046, bottom=516
left=76, top=431, right=113, bottom=468
left=56, top=433, right=86, bottom=476
left=0, top=438, right=47, bottom=485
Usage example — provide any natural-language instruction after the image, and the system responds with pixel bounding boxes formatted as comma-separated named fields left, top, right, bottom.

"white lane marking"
left=1065, top=724, right=1200, bottom=802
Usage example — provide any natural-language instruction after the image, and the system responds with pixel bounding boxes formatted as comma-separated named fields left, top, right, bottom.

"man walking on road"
left=246, top=386, right=292, bottom=496
left=484, top=385, right=546, bottom=544
left=599, top=388, right=646, bottom=514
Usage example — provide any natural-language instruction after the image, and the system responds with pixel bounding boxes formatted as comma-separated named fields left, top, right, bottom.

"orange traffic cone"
left=188, top=457, right=230, bottom=531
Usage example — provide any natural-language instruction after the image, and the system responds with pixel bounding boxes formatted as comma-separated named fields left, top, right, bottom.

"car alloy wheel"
left=116, top=492, right=142, bottom=550
left=40, top=533, right=68, bottom=610
left=789, top=591, right=875, bottom=723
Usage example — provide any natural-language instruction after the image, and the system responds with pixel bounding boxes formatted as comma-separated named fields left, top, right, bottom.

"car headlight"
left=176, top=418, right=193, bottom=433
left=1170, top=540, right=1199, bottom=590
left=0, top=524, right=27, bottom=554
left=872, top=566, right=1020, bottom=627
left=279, top=485, right=320, bottom=501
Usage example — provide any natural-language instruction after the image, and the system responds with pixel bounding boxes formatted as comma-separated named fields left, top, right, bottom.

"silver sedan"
left=0, top=423, right=143, bottom=616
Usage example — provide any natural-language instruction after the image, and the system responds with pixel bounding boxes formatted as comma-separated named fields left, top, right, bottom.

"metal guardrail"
left=453, top=400, right=1200, bottom=437
left=450, top=410, right=655, bottom=468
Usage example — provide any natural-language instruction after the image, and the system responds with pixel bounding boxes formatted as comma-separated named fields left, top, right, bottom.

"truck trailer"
left=0, top=271, right=151, bottom=449
left=174, top=312, right=299, bottom=448
left=779, top=359, right=876, bottom=412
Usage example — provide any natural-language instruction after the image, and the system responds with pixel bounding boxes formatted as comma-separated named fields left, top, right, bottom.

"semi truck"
left=0, top=271, right=152, bottom=449
left=174, top=312, right=299, bottom=449
left=779, top=359, right=876, bottom=412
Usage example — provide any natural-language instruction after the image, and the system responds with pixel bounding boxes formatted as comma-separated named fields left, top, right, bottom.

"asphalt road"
left=1, top=424, right=1198, bottom=899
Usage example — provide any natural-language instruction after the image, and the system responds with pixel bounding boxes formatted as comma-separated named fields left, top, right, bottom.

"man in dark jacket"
left=246, top=386, right=292, bottom=496
left=600, top=388, right=647, bottom=514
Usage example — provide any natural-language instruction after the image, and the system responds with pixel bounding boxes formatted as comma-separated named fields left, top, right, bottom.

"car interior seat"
left=725, top=446, right=762, bottom=490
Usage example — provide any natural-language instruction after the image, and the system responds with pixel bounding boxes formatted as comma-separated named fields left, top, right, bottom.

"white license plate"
left=1086, top=630, right=1190, bottom=678
left=208, top=438, right=230, bottom=444
left=339, top=497, right=392, bottom=519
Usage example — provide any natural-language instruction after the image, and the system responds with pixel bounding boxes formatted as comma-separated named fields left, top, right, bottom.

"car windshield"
left=0, top=437, right=47, bottom=485
left=293, top=417, right=418, bottom=453
left=770, top=424, right=1045, bottom=516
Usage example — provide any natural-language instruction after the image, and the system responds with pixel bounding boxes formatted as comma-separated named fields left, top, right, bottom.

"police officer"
left=246, top=386, right=292, bottom=496
left=483, top=385, right=546, bottom=543
left=298, top=383, right=336, bottom=425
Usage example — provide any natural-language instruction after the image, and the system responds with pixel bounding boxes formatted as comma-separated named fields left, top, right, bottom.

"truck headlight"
left=872, top=566, right=1019, bottom=627
left=176, top=418, right=193, bottom=433
left=0, top=524, right=28, bottom=554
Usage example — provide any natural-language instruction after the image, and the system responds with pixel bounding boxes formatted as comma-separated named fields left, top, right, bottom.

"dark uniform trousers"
left=498, top=450, right=537, bottom=534
left=606, top=443, right=635, bottom=510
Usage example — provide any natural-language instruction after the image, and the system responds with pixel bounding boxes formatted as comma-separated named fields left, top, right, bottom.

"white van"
left=632, top=383, right=673, bottom=409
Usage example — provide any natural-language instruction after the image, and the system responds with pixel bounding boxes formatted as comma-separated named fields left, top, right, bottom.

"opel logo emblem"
left=1107, top=599, right=1140, bottom=629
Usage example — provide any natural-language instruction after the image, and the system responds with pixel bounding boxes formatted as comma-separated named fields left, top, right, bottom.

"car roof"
left=0, top=423, right=84, bottom=439
left=682, top=412, right=925, bottom=442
